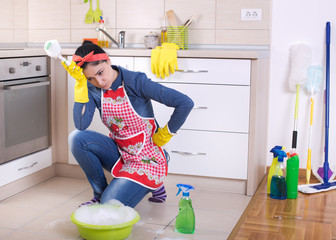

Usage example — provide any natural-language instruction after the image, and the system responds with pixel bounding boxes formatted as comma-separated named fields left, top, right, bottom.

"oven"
left=0, top=56, right=50, bottom=165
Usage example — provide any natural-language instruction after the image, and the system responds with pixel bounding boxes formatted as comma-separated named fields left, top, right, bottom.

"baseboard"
left=0, top=165, right=56, bottom=201
left=55, top=163, right=247, bottom=195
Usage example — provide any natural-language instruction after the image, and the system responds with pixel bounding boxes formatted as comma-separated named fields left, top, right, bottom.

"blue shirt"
left=73, top=65, right=194, bottom=133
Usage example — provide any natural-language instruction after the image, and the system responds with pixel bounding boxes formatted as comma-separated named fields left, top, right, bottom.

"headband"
left=72, top=51, right=110, bottom=67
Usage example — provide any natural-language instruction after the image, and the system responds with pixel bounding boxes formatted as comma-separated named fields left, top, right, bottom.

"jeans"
left=68, top=129, right=152, bottom=207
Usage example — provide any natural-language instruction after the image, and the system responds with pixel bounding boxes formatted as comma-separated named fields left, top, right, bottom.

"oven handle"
left=4, top=81, right=50, bottom=90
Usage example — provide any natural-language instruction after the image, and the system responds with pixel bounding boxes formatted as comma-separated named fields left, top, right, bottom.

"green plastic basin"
left=71, top=207, right=140, bottom=240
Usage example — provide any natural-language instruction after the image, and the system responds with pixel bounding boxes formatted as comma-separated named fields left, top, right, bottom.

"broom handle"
left=292, top=84, right=300, bottom=149
left=324, top=21, right=330, bottom=184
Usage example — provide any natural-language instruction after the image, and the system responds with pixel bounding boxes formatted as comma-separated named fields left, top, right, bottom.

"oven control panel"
left=0, top=56, right=48, bottom=81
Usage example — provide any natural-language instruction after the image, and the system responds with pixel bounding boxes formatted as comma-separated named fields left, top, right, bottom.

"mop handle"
left=324, top=21, right=330, bottom=184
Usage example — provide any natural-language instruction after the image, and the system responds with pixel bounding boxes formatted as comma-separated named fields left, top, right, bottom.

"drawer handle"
left=171, top=150, right=206, bottom=156
left=193, top=106, right=208, bottom=110
left=176, top=69, right=208, bottom=73
left=17, top=162, right=38, bottom=171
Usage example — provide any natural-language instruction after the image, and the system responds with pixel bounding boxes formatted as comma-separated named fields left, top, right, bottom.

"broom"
left=288, top=43, right=312, bottom=154
left=304, top=66, right=323, bottom=184
left=298, top=22, right=336, bottom=194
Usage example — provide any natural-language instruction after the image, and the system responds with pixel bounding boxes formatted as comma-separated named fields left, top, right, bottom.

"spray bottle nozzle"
left=176, top=184, right=194, bottom=197
left=273, top=149, right=287, bottom=162
left=270, top=146, right=284, bottom=158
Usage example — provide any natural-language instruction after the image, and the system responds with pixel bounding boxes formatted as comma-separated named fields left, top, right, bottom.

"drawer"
left=0, top=148, right=52, bottom=186
left=165, top=130, right=248, bottom=179
left=134, top=57, right=251, bottom=85
left=152, top=83, right=250, bottom=133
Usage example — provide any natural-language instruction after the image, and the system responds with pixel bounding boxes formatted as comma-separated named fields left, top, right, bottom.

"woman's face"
left=83, top=59, right=116, bottom=90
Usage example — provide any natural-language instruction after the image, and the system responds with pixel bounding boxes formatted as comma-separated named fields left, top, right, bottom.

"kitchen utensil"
left=166, top=9, right=177, bottom=26
left=93, top=0, right=102, bottom=23
left=144, top=32, right=159, bottom=49
left=85, top=0, right=94, bottom=24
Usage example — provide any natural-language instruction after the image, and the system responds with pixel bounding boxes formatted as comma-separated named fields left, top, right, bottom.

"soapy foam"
left=73, top=199, right=138, bottom=225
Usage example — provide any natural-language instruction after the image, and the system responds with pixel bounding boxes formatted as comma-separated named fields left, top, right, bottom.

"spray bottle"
left=270, top=149, right=287, bottom=199
left=267, top=146, right=284, bottom=194
left=175, top=184, right=195, bottom=234
left=286, top=153, right=299, bottom=199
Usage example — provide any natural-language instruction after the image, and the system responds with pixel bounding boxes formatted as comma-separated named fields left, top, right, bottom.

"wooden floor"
left=229, top=172, right=336, bottom=240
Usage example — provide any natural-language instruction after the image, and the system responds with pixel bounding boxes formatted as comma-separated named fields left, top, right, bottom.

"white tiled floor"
left=0, top=177, right=251, bottom=240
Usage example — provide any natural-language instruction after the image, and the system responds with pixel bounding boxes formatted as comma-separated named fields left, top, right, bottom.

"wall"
left=268, top=0, right=336, bottom=169
left=0, top=0, right=270, bottom=46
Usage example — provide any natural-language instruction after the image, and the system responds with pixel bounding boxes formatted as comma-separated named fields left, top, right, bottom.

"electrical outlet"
left=241, top=9, right=262, bottom=21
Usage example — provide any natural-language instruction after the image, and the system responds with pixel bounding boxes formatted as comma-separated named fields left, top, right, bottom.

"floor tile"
left=0, top=204, right=46, bottom=229
left=0, top=228, right=13, bottom=239
left=128, top=223, right=166, bottom=240
left=30, top=177, right=90, bottom=194
left=134, top=200, right=177, bottom=226
left=2, top=230, right=76, bottom=240
left=191, top=208, right=241, bottom=233
left=192, top=190, right=251, bottom=211
left=156, top=226, right=230, bottom=240
left=19, top=210, right=79, bottom=239
left=2, top=188, right=76, bottom=211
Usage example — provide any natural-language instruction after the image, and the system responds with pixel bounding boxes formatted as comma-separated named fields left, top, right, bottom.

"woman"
left=63, top=41, right=194, bottom=208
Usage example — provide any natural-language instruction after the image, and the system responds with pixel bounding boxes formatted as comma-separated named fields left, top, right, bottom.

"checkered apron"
left=101, top=85, right=167, bottom=190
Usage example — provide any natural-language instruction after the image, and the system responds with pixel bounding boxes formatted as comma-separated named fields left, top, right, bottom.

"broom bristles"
left=289, top=43, right=312, bottom=91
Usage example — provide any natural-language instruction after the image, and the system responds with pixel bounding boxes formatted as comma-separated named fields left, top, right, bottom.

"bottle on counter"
left=175, top=184, right=195, bottom=234
left=97, top=16, right=108, bottom=48
left=270, top=149, right=287, bottom=200
left=161, top=26, right=167, bottom=45
left=286, top=153, right=299, bottom=199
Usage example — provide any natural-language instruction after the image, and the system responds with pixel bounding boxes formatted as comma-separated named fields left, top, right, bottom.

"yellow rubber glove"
left=151, top=46, right=161, bottom=78
left=159, top=43, right=179, bottom=78
left=62, top=61, right=89, bottom=103
left=152, top=124, right=174, bottom=147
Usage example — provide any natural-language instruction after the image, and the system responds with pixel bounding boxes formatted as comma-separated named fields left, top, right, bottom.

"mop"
left=298, top=22, right=336, bottom=194
left=288, top=43, right=312, bottom=154
left=304, top=66, right=323, bottom=184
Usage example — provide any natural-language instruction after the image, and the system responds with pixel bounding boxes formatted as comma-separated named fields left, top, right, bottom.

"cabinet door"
left=134, top=57, right=251, bottom=85
left=67, top=57, right=134, bottom=164
left=152, top=83, right=250, bottom=133
left=165, top=130, right=248, bottom=179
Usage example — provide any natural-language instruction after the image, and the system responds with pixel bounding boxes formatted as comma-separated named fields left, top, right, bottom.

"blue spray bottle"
left=270, top=149, right=287, bottom=199
left=175, top=184, right=195, bottom=234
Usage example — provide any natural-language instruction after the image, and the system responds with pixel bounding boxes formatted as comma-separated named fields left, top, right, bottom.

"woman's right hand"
left=62, top=61, right=89, bottom=103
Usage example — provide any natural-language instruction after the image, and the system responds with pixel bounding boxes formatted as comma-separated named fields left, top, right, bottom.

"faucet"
left=95, top=28, right=126, bottom=48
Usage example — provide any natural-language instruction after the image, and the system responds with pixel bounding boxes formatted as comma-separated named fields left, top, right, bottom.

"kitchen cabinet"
left=134, top=57, right=250, bottom=180
left=67, top=57, right=134, bottom=164
left=0, top=148, right=52, bottom=187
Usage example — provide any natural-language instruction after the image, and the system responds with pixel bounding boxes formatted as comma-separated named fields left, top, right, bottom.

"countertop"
left=0, top=47, right=269, bottom=59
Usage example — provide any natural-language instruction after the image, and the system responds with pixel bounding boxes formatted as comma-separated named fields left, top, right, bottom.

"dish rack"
left=167, top=26, right=188, bottom=50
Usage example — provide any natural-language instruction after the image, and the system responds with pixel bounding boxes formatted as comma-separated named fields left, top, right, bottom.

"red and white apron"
left=101, top=85, right=167, bottom=190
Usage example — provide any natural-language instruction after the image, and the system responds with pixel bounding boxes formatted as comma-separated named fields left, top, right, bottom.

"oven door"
left=0, top=77, right=51, bottom=164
